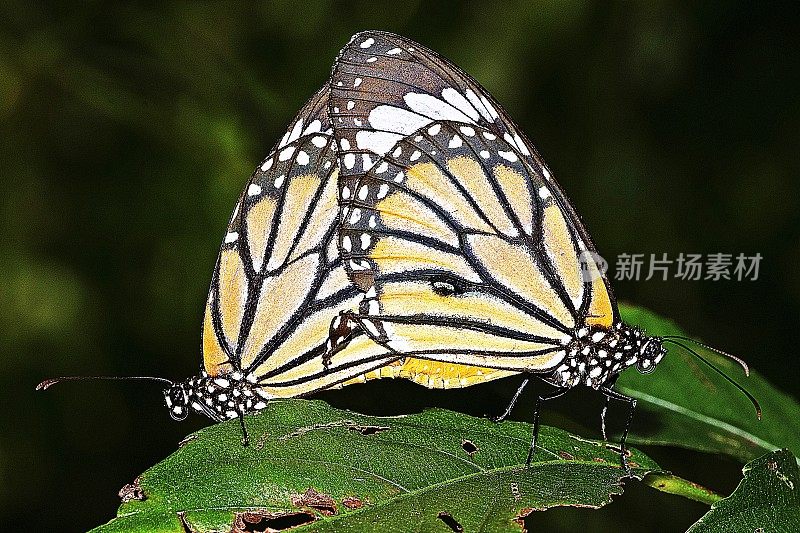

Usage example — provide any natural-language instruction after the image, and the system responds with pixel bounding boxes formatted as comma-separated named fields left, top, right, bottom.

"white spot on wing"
left=360, top=37, right=374, bottom=48
left=343, top=153, right=355, bottom=169
left=225, top=232, right=238, bottom=243
left=386, top=47, right=402, bottom=55
left=311, top=136, right=327, bottom=148
left=284, top=120, right=303, bottom=147
left=480, top=95, right=499, bottom=119
left=538, top=186, right=551, bottom=200
left=369, top=105, right=432, bottom=135
left=247, top=183, right=262, bottom=196
left=404, top=92, right=475, bottom=123
left=442, top=88, right=480, bottom=121
left=261, top=158, right=273, bottom=171
left=296, top=150, right=310, bottom=166
left=498, top=150, right=518, bottom=162
left=279, top=146, right=295, bottom=161
left=356, top=130, right=404, bottom=155
left=302, top=119, right=321, bottom=135
left=513, top=133, right=531, bottom=156
left=465, top=89, right=493, bottom=121
left=362, top=153, right=373, bottom=169
left=448, top=135, right=463, bottom=148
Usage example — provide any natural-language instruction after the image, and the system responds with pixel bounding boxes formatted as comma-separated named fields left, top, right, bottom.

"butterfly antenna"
left=662, top=335, right=750, bottom=376
left=663, top=339, right=761, bottom=419
left=36, top=375, right=173, bottom=391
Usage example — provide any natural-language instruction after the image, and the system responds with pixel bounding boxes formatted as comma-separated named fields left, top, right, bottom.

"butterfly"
left=37, top=84, right=516, bottom=443
left=327, top=31, right=758, bottom=467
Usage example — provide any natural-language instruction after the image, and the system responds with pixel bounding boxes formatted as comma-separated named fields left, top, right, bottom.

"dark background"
left=3, top=2, right=798, bottom=531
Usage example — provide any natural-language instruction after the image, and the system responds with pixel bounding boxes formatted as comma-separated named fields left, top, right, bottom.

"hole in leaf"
left=437, top=511, right=464, bottom=532
left=233, top=511, right=317, bottom=532
left=348, top=424, right=390, bottom=436
left=342, top=496, right=365, bottom=509
left=461, top=439, right=478, bottom=455
left=118, top=478, right=145, bottom=503
left=291, top=488, right=338, bottom=516
left=513, top=508, right=536, bottom=531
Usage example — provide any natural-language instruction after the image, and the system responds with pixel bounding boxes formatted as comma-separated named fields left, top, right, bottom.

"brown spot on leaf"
left=233, top=510, right=317, bottom=532
left=342, top=496, right=365, bottom=510
left=437, top=511, right=464, bottom=532
left=558, top=451, right=574, bottom=460
left=593, top=457, right=606, bottom=463
left=291, top=488, right=337, bottom=516
left=118, top=478, right=145, bottom=503
left=461, top=439, right=478, bottom=455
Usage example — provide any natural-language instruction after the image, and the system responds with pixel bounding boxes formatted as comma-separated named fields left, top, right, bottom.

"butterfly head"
left=636, top=337, right=667, bottom=375
left=164, top=383, right=190, bottom=421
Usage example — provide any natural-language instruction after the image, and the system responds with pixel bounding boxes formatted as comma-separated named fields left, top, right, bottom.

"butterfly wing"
left=331, top=32, right=616, bottom=372
left=202, top=87, right=410, bottom=398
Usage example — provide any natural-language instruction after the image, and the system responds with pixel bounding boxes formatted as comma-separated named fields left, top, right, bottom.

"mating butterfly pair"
left=40, top=31, right=757, bottom=468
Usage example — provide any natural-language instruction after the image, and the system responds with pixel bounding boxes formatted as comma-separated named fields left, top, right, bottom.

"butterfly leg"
left=599, top=386, right=637, bottom=477
left=600, top=394, right=611, bottom=440
left=599, top=375, right=618, bottom=441
left=492, top=376, right=530, bottom=422
left=526, top=386, right=570, bottom=467
left=238, top=412, right=250, bottom=447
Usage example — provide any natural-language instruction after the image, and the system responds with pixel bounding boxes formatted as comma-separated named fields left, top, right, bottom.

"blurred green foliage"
left=2, top=2, right=798, bottom=531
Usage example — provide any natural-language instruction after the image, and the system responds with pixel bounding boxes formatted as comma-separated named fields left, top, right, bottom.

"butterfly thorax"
left=546, top=323, right=666, bottom=390
left=164, top=370, right=270, bottom=422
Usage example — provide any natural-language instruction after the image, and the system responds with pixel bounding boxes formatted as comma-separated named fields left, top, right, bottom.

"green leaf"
left=617, top=304, right=800, bottom=462
left=92, top=400, right=660, bottom=532
left=687, top=449, right=800, bottom=532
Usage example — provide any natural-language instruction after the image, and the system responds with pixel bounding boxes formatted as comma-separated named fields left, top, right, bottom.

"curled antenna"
left=662, top=335, right=750, bottom=376
left=36, top=375, right=173, bottom=391
left=663, top=338, right=761, bottom=419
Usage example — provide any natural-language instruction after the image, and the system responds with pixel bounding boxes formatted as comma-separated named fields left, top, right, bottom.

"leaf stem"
left=642, top=473, right=723, bottom=505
